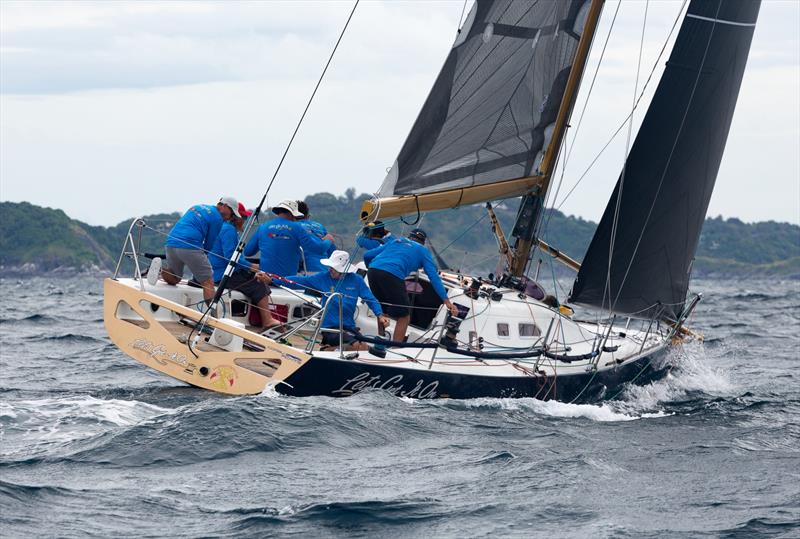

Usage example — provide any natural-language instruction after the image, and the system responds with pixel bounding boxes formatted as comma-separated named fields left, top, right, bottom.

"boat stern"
left=103, top=278, right=311, bottom=395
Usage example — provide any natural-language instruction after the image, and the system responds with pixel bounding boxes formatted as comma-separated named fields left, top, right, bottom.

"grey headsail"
left=379, top=0, right=595, bottom=198
left=569, top=0, right=760, bottom=321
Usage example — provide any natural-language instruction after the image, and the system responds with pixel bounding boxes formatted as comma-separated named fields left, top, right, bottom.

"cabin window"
left=293, top=305, right=317, bottom=320
left=497, top=323, right=509, bottom=337
left=519, top=323, right=541, bottom=338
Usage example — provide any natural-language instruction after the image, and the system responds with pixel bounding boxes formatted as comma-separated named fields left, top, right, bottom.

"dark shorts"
left=225, top=270, right=271, bottom=304
left=368, top=268, right=410, bottom=318
left=321, top=329, right=358, bottom=347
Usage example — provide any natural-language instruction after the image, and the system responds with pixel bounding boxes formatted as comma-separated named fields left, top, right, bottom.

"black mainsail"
left=378, top=0, right=596, bottom=198
left=569, top=0, right=761, bottom=320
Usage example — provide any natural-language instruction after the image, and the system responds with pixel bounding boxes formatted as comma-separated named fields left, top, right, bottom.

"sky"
left=1, top=0, right=798, bottom=227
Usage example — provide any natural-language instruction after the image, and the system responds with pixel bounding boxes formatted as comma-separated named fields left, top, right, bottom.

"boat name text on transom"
left=131, top=339, right=189, bottom=368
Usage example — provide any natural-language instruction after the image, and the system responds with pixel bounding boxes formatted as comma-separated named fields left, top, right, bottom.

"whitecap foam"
left=525, top=399, right=665, bottom=422
left=0, top=396, right=172, bottom=459
left=258, top=382, right=285, bottom=399
left=418, top=396, right=668, bottom=422
left=619, top=341, right=736, bottom=411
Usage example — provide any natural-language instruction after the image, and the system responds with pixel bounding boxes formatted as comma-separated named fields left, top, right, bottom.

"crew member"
left=262, top=250, right=389, bottom=350
left=296, top=200, right=335, bottom=273
left=357, top=221, right=392, bottom=251
left=244, top=200, right=335, bottom=278
left=208, top=202, right=252, bottom=283
left=158, top=197, right=240, bottom=307
left=364, top=228, right=458, bottom=342
left=234, top=200, right=334, bottom=329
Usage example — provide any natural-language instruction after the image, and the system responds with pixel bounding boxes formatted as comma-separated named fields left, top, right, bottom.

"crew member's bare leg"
left=392, top=315, right=410, bottom=342
left=161, top=266, right=181, bottom=285
left=200, top=278, right=215, bottom=305
left=256, top=297, right=278, bottom=328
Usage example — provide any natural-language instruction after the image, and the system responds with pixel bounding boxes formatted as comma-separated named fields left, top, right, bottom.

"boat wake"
left=421, top=396, right=668, bottom=422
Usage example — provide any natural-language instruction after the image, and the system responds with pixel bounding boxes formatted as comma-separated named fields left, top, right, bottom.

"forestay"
left=378, top=0, right=595, bottom=198
left=569, top=0, right=760, bottom=321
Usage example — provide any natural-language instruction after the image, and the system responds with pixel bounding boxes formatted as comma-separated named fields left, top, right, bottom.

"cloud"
left=0, top=0, right=798, bottom=226
left=0, top=1, right=464, bottom=94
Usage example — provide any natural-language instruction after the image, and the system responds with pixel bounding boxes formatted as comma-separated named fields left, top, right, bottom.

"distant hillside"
left=1, top=194, right=798, bottom=278
left=0, top=202, right=115, bottom=272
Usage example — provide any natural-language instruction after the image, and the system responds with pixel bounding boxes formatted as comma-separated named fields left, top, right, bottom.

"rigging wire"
left=554, top=0, right=689, bottom=213
left=525, top=1, right=621, bottom=285
left=438, top=211, right=488, bottom=254
left=610, top=0, right=723, bottom=313
left=526, top=117, right=572, bottom=303
left=188, top=0, right=360, bottom=356
left=262, top=0, right=360, bottom=200
left=603, top=0, right=649, bottom=315
left=457, top=0, right=469, bottom=31
left=563, top=0, right=622, bottom=167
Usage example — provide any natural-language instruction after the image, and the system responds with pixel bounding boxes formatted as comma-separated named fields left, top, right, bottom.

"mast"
left=508, top=0, right=603, bottom=276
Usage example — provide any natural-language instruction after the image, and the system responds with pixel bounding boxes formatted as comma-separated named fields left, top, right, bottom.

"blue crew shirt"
left=364, top=237, right=449, bottom=300
left=165, top=204, right=223, bottom=252
left=282, top=271, right=382, bottom=330
left=298, top=219, right=335, bottom=273
left=356, top=232, right=392, bottom=252
left=244, top=216, right=334, bottom=277
left=208, top=222, right=250, bottom=283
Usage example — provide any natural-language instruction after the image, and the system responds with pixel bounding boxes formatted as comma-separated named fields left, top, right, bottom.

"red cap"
left=238, top=202, right=253, bottom=217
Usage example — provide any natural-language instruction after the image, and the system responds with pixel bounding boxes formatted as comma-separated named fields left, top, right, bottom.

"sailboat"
left=103, top=0, right=760, bottom=401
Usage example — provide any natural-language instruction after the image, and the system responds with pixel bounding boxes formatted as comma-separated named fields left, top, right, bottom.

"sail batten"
left=377, top=0, right=596, bottom=201
left=569, top=0, right=761, bottom=320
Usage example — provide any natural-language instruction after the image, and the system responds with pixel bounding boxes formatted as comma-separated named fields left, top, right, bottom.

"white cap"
left=272, top=199, right=304, bottom=218
left=320, top=250, right=357, bottom=273
left=219, top=196, right=242, bottom=218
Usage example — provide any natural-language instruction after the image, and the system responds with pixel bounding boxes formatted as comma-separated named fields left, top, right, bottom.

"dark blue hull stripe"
left=279, top=348, right=667, bottom=402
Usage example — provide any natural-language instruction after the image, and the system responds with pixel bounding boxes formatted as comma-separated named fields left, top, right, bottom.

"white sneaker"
left=147, top=257, right=161, bottom=286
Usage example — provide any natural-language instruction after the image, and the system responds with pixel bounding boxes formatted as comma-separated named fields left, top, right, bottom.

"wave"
left=25, top=333, right=105, bottom=344
left=416, top=394, right=668, bottom=422
left=708, top=321, right=748, bottom=329
left=717, top=517, right=800, bottom=538
left=471, top=450, right=516, bottom=465
left=0, top=479, right=80, bottom=504
left=3, top=391, right=430, bottom=468
left=617, top=342, right=737, bottom=413
left=0, top=314, right=58, bottom=325
left=0, top=395, right=172, bottom=464
left=53, top=398, right=288, bottom=467
left=0, top=395, right=170, bottom=427
left=223, top=498, right=445, bottom=534
left=729, top=292, right=782, bottom=301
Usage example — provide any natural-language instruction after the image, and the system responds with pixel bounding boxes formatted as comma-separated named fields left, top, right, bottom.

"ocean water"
left=0, top=276, right=798, bottom=538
